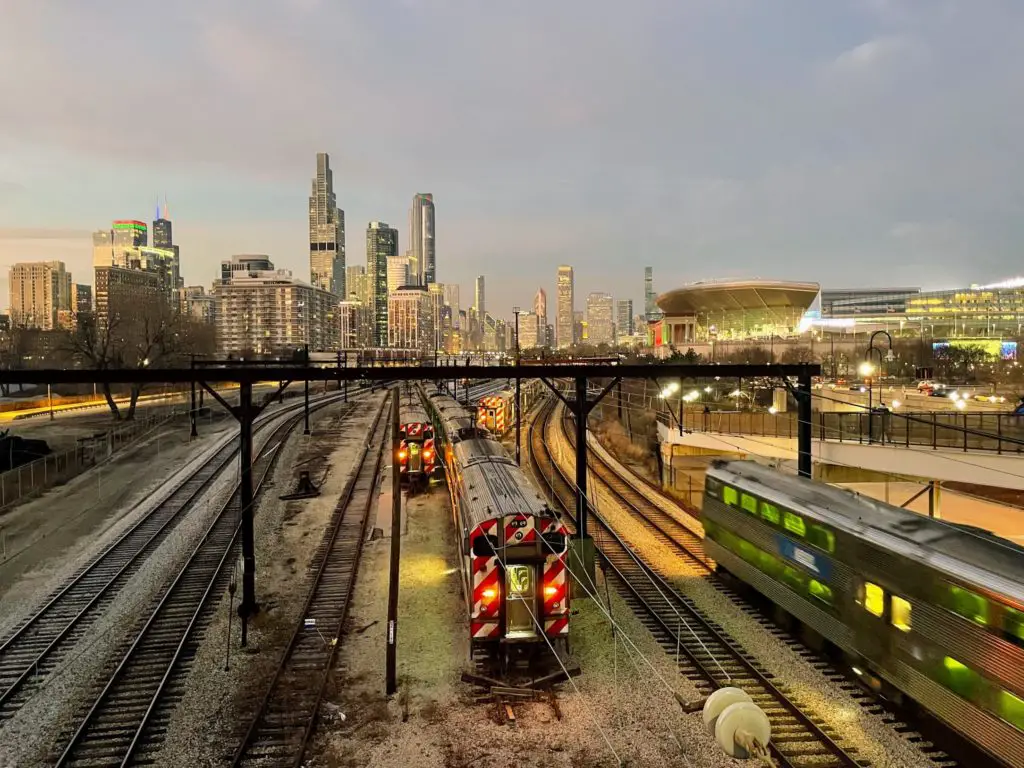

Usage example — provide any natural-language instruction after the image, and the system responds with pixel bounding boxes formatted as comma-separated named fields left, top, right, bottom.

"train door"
left=407, top=442, right=422, bottom=474
left=505, top=564, right=538, bottom=639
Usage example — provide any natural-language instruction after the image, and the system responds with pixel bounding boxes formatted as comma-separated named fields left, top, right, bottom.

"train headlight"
left=544, top=585, right=558, bottom=598
left=482, top=588, right=498, bottom=601
left=398, top=450, right=408, bottom=459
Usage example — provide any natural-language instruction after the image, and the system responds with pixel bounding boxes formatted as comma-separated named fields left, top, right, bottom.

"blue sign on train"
left=775, top=534, right=833, bottom=580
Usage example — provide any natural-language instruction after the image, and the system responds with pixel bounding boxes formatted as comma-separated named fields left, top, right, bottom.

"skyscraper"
left=152, top=199, right=173, bottom=248
left=533, top=287, right=548, bottom=347
left=586, top=293, right=615, bottom=345
left=443, top=284, right=460, bottom=330
left=474, top=275, right=485, bottom=320
left=409, top=193, right=435, bottom=285
left=9, top=261, right=72, bottom=330
left=366, top=221, right=398, bottom=347
left=309, top=153, right=346, bottom=297
left=387, top=255, right=410, bottom=294
left=616, top=299, right=634, bottom=338
left=346, top=265, right=368, bottom=303
left=556, top=266, right=574, bottom=349
left=644, top=266, right=656, bottom=319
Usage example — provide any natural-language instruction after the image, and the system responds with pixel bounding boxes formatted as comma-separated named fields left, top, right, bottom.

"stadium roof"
left=656, top=279, right=820, bottom=315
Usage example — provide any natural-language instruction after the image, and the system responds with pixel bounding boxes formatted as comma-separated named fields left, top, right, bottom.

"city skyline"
left=2, top=2, right=1021, bottom=320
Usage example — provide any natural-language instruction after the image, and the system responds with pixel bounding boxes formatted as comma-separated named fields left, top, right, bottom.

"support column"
left=189, top=360, right=198, bottom=440
left=385, top=394, right=401, bottom=695
left=569, top=375, right=596, bottom=594
left=303, top=344, right=310, bottom=435
left=797, top=369, right=812, bottom=478
left=238, top=380, right=258, bottom=646
left=515, top=375, right=521, bottom=465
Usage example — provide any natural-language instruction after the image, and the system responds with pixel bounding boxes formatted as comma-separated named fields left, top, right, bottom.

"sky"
left=1, top=0, right=1023, bottom=319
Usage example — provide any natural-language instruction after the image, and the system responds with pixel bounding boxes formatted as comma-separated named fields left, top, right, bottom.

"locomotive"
left=424, top=389, right=571, bottom=666
left=477, top=390, right=515, bottom=436
left=397, top=386, right=436, bottom=487
left=702, top=459, right=1024, bottom=767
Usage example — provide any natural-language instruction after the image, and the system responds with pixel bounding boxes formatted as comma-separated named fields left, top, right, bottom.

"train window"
left=723, top=486, right=739, bottom=507
left=999, top=690, right=1024, bottom=731
left=471, top=535, right=501, bottom=557
left=741, top=493, right=758, bottom=515
left=808, top=578, right=833, bottom=606
left=891, top=596, right=912, bottom=632
left=943, top=583, right=989, bottom=627
left=760, top=501, right=781, bottom=525
left=781, top=565, right=805, bottom=592
left=706, top=477, right=721, bottom=498
left=939, top=656, right=983, bottom=701
left=862, top=582, right=885, bottom=617
left=807, top=525, right=835, bottom=554
left=783, top=511, right=806, bottom=538
left=1003, top=607, right=1024, bottom=647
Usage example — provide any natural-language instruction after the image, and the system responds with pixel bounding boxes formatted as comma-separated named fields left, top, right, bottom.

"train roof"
left=455, top=445, right=551, bottom=527
left=708, top=459, right=1024, bottom=606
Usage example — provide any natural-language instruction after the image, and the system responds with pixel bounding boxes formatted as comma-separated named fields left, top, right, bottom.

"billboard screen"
left=931, top=338, right=1017, bottom=361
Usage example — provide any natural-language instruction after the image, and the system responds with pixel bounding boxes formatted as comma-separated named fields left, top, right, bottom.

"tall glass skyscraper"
left=556, top=266, right=574, bottom=349
left=309, top=153, right=346, bottom=297
left=409, top=193, right=435, bottom=285
left=366, top=221, right=398, bottom=347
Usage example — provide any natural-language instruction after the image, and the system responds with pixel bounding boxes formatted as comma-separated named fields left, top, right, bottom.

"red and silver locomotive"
left=426, top=390, right=570, bottom=665
left=397, top=387, right=436, bottom=487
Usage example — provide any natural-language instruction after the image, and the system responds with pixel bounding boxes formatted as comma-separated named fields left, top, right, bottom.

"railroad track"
left=529, top=396, right=867, bottom=768
left=231, top=393, right=390, bottom=767
left=49, top=392, right=362, bottom=767
left=0, top=392, right=348, bottom=721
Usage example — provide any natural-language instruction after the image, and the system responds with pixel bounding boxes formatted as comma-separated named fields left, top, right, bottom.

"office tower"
left=644, top=266, right=656, bottom=319
left=113, top=220, right=147, bottom=249
left=366, top=221, right=398, bottom=347
left=73, top=284, right=93, bottom=314
left=387, top=255, right=410, bottom=294
left=443, top=284, right=460, bottom=330
left=517, top=311, right=539, bottom=349
left=152, top=199, right=173, bottom=248
left=408, top=193, right=435, bottom=285
left=616, top=299, right=634, bottom=338
left=95, top=266, right=161, bottom=328
left=92, top=229, right=115, bottom=267
left=179, top=286, right=216, bottom=324
left=346, top=265, right=368, bottom=303
left=474, top=276, right=485, bottom=319
left=214, top=256, right=339, bottom=355
left=429, top=282, right=445, bottom=351
left=309, top=152, right=346, bottom=297
left=556, top=265, right=574, bottom=349
left=586, top=292, right=615, bottom=345
left=221, top=255, right=274, bottom=284
left=533, top=287, right=548, bottom=347
left=8, top=261, right=72, bottom=330
left=388, top=286, right=434, bottom=352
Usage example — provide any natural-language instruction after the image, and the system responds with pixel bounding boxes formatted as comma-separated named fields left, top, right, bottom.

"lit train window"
left=723, top=486, right=739, bottom=507
left=808, top=525, right=835, bottom=554
left=783, top=512, right=806, bottom=538
left=809, top=579, right=833, bottom=606
left=862, top=582, right=885, bottom=617
left=741, top=493, right=758, bottom=515
left=943, top=583, right=989, bottom=627
left=1003, top=607, right=1024, bottom=647
left=760, top=502, right=781, bottom=525
left=781, top=565, right=805, bottom=592
left=891, top=596, right=912, bottom=632
left=999, top=690, right=1024, bottom=731
left=940, top=656, right=983, bottom=701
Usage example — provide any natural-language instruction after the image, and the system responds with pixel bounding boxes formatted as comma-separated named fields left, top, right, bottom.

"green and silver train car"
left=703, top=459, right=1024, bottom=767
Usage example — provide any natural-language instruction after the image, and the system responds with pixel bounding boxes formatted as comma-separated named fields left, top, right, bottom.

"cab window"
left=760, top=501, right=781, bottom=525
left=783, top=511, right=806, bottom=537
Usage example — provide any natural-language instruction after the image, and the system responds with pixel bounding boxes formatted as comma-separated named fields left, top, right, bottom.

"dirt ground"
left=308, top=482, right=741, bottom=768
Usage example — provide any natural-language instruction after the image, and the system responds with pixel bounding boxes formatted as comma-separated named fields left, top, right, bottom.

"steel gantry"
left=1, top=361, right=819, bottom=640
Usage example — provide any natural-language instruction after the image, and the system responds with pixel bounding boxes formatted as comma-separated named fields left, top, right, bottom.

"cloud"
left=829, top=36, right=924, bottom=74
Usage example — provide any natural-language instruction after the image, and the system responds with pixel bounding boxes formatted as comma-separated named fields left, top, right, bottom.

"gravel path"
left=153, top=393, right=385, bottom=767
left=548, top=404, right=945, bottom=768
left=309, top=474, right=742, bottom=768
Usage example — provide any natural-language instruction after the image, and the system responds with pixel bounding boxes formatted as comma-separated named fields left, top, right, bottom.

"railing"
left=658, top=409, right=1024, bottom=454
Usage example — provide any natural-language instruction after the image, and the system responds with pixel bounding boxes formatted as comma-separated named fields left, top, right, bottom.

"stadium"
left=652, top=279, right=820, bottom=346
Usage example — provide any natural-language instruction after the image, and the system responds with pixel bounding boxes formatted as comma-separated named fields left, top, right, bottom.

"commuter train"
left=702, top=459, right=1024, bottom=767
left=424, top=389, right=570, bottom=666
left=477, top=390, right=515, bottom=436
left=397, top=386, right=436, bottom=487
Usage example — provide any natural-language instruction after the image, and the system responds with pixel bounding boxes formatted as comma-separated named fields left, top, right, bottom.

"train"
left=477, top=390, right=515, bottom=435
left=424, top=388, right=571, bottom=667
left=397, top=386, right=436, bottom=487
left=701, top=459, right=1024, bottom=767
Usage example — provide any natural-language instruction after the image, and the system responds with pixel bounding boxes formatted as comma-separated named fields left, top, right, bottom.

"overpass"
left=658, top=409, right=1024, bottom=491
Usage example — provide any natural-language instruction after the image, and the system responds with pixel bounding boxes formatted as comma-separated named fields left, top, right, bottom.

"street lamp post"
left=861, top=330, right=895, bottom=443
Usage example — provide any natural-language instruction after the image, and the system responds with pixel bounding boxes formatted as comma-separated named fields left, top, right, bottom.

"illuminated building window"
left=891, top=596, right=912, bottom=632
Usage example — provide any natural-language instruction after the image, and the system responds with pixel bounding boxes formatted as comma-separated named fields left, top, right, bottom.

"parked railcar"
left=477, top=390, right=515, bottom=436
left=424, top=390, right=570, bottom=666
left=702, top=459, right=1024, bottom=767
left=397, top=386, right=435, bottom=486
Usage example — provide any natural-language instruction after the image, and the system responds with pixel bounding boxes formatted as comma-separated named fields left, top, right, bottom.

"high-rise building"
left=387, top=255, right=410, bottom=294
left=366, top=221, right=398, bottom=347
left=616, top=299, right=634, bottom=338
left=556, top=266, right=574, bottom=349
left=73, top=284, right=92, bottom=314
left=388, top=286, right=434, bottom=352
left=215, top=257, right=338, bottom=355
left=443, top=284, right=460, bottom=330
left=586, top=292, right=615, bottom=345
left=429, top=282, right=446, bottom=351
left=309, top=152, right=346, bottom=297
left=152, top=215, right=172, bottom=248
left=345, top=265, right=368, bottom=304
left=574, top=311, right=586, bottom=344
left=517, top=311, right=539, bottom=350
left=644, top=266, right=661, bottom=320
left=113, top=220, right=147, bottom=249
left=473, top=276, right=485, bottom=321
left=179, top=286, right=216, bottom=325
left=8, top=261, right=72, bottom=330
left=533, top=287, right=548, bottom=348
left=408, top=193, right=435, bottom=285
left=221, top=255, right=275, bottom=284
left=95, top=266, right=161, bottom=328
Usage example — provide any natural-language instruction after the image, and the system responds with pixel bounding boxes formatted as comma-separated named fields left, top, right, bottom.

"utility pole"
left=514, top=307, right=521, bottom=465
left=385, top=394, right=401, bottom=695
left=303, top=344, right=310, bottom=435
